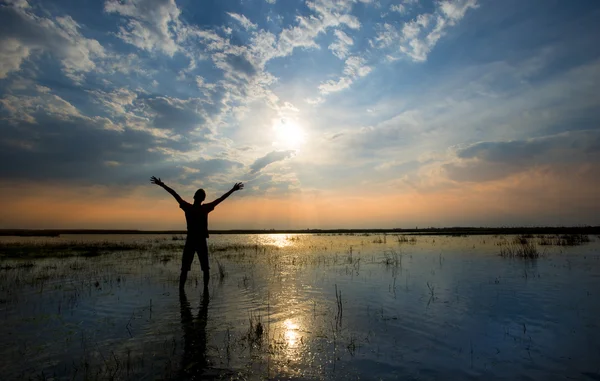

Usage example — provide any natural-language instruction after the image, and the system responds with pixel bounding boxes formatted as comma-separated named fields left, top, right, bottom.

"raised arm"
left=207, top=182, right=244, bottom=208
left=150, top=176, right=184, bottom=204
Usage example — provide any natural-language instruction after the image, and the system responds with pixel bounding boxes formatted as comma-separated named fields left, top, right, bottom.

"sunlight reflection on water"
left=254, top=233, right=301, bottom=248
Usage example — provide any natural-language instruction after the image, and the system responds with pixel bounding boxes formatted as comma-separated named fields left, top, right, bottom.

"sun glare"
left=273, top=119, right=306, bottom=149
left=283, top=319, right=300, bottom=347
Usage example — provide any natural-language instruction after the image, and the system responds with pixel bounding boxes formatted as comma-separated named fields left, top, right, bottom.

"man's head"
left=194, top=189, right=206, bottom=203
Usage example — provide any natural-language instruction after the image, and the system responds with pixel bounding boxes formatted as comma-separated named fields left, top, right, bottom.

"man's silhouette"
left=151, top=176, right=243, bottom=288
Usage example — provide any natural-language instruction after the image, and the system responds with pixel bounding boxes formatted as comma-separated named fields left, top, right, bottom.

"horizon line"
left=1, top=226, right=599, bottom=236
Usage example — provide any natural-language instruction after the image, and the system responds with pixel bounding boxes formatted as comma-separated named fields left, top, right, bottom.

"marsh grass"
left=0, top=261, right=35, bottom=270
left=216, top=258, right=227, bottom=280
left=0, top=241, right=156, bottom=259
left=499, top=241, right=541, bottom=259
left=383, top=249, right=401, bottom=267
left=397, top=235, right=417, bottom=244
left=537, top=234, right=590, bottom=246
left=246, top=312, right=264, bottom=347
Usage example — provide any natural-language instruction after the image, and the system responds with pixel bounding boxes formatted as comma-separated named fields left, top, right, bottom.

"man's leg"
left=179, top=271, right=188, bottom=289
left=180, top=238, right=194, bottom=289
left=197, top=238, right=210, bottom=287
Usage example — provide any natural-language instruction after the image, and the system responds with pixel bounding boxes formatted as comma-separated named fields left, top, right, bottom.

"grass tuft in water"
left=499, top=241, right=541, bottom=259
left=537, top=234, right=590, bottom=246
left=246, top=313, right=264, bottom=346
left=397, top=235, right=417, bottom=244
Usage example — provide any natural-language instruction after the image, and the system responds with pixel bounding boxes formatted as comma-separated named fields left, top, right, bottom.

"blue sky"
left=1, top=0, right=599, bottom=229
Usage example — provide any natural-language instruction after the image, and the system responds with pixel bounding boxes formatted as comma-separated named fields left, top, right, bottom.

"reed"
left=499, top=242, right=540, bottom=258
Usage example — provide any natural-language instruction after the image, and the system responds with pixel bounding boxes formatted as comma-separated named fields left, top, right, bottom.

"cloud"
left=87, top=88, right=220, bottom=142
left=389, top=4, right=406, bottom=14
left=266, top=0, right=361, bottom=61
left=1, top=91, right=84, bottom=124
left=227, top=12, right=257, bottom=30
left=249, top=150, right=295, bottom=174
left=177, top=157, right=244, bottom=185
left=0, top=4, right=105, bottom=81
left=443, top=130, right=600, bottom=182
left=305, top=96, right=325, bottom=105
left=319, top=55, right=371, bottom=94
left=2, top=0, right=29, bottom=8
left=88, top=88, right=137, bottom=118
left=0, top=91, right=175, bottom=183
left=375, top=0, right=478, bottom=62
left=104, top=0, right=182, bottom=55
left=328, top=29, right=354, bottom=59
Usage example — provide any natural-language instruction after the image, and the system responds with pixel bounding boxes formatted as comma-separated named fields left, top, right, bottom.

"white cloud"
left=328, top=29, right=354, bottom=59
left=389, top=4, right=406, bottom=14
left=318, top=55, right=371, bottom=94
left=305, top=96, right=325, bottom=105
left=319, top=76, right=354, bottom=94
left=104, top=0, right=182, bottom=55
left=0, top=39, right=30, bottom=79
left=1, top=90, right=85, bottom=125
left=2, top=0, right=29, bottom=8
left=376, top=0, right=478, bottom=62
left=227, top=12, right=257, bottom=30
left=0, top=6, right=105, bottom=81
left=88, top=88, right=137, bottom=117
left=270, top=0, right=361, bottom=61
left=343, top=55, right=372, bottom=76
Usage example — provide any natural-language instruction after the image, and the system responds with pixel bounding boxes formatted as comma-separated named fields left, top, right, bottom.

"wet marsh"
left=1, top=233, right=599, bottom=380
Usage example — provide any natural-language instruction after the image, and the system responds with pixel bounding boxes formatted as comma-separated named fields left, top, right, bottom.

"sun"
left=273, top=118, right=306, bottom=149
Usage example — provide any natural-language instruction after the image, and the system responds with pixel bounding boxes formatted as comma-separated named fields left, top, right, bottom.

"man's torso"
left=180, top=202, right=214, bottom=238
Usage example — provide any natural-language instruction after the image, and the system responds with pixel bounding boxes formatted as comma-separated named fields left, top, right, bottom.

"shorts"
left=181, top=237, right=209, bottom=272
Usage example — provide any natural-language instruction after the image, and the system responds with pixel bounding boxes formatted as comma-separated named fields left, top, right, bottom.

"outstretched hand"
left=150, top=176, right=164, bottom=187
left=232, top=182, right=244, bottom=191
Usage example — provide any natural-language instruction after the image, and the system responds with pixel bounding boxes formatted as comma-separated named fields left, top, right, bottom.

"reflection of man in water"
left=151, top=176, right=243, bottom=288
left=179, top=286, right=209, bottom=379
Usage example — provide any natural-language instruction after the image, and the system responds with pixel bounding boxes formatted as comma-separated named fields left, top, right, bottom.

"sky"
left=0, top=0, right=599, bottom=230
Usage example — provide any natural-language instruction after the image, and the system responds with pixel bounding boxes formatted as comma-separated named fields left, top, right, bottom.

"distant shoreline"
left=1, top=227, right=599, bottom=237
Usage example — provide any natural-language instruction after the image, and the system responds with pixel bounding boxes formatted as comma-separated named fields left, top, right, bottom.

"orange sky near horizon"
left=2, top=164, right=598, bottom=230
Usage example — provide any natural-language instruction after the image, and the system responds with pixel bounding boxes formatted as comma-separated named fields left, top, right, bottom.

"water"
left=1, top=234, right=599, bottom=380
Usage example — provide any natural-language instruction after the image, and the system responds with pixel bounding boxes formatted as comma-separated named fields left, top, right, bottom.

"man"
left=150, top=176, right=244, bottom=288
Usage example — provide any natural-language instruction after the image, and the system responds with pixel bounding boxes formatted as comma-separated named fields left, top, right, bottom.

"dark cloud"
left=457, top=139, right=550, bottom=162
left=0, top=91, right=203, bottom=184
left=142, top=96, right=208, bottom=132
left=444, top=130, right=600, bottom=182
left=224, top=54, right=257, bottom=79
left=249, top=150, right=295, bottom=174
left=177, top=157, right=244, bottom=185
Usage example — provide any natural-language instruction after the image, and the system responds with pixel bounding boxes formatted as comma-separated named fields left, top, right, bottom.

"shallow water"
left=1, top=234, right=599, bottom=380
